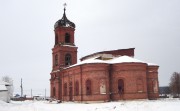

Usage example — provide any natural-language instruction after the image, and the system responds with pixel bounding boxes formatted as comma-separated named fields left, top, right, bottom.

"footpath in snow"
left=0, top=99, right=180, bottom=111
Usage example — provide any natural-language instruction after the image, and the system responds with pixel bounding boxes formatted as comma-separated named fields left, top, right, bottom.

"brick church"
left=50, top=7, right=159, bottom=102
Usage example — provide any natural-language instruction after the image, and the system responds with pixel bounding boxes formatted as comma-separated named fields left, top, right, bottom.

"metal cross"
left=63, top=3, right=67, bottom=9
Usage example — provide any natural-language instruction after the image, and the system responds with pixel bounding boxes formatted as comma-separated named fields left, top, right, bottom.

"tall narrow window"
left=69, top=82, right=73, bottom=101
left=137, top=78, right=143, bottom=92
left=75, top=81, right=79, bottom=96
left=65, top=33, right=70, bottom=43
left=53, top=87, right=56, bottom=97
left=153, top=80, right=158, bottom=93
left=55, top=33, right=58, bottom=45
left=149, top=80, right=153, bottom=92
left=64, top=83, right=67, bottom=96
left=118, top=79, right=124, bottom=94
left=86, top=80, right=91, bottom=95
left=55, top=54, right=58, bottom=66
left=100, top=79, right=106, bottom=94
left=65, top=54, right=71, bottom=66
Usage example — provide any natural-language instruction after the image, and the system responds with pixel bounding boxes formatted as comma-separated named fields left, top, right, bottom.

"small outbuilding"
left=0, top=81, right=11, bottom=103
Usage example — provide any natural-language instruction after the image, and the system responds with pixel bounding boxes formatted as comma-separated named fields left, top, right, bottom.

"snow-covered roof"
left=107, top=56, right=146, bottom=64
left=147, top=63, right=158, bottom=66
left=0, top=85, right=7, bottom=91
left=66, top=56, right=107, bottom=68
left=33, top=94, right=44, bottom=97
left=66, top=56, right=158, bottom=69
left=61, top=44, right=77, bottom=47
left=0, top=81, right=10, bottom=85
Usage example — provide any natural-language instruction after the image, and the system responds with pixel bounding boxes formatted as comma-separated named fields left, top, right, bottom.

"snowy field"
left=0, top=99, right=180, bottom=111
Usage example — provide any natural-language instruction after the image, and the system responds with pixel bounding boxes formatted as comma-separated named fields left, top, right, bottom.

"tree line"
left=169, top=72, right=180, bottom=97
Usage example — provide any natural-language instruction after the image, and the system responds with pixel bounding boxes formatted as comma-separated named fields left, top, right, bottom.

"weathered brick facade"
left=50, top=8, right=159, bottom=102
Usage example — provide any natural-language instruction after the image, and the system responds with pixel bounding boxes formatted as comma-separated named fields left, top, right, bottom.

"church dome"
left=54, top=8, right=75, bottom=29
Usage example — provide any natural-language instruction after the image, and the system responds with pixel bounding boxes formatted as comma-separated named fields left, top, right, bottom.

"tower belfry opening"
left=65, top=33, right=70, bottom=43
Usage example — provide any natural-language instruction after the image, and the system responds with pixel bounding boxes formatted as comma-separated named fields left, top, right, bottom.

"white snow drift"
left=0, top=99, right=180, bottom=111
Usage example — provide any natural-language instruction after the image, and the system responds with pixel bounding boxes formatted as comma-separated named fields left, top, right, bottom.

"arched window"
left=55, top=33, right=58, bottom=45
left=137, top=78, right=143, bottom=92
left=65, top=54, right=71, bottom=66
left=75, top=81, right=79, bottom=96
left=65, top=33, right=70, bottom=43
left=86, top=80, right=91, bottom=95
left=118, top=79, right=124, bottom=94
left=53, top=87, right=56, bottom=97
left=55, top=54, right=58, bottom=66
left=64, top=83, right=67, bottom=96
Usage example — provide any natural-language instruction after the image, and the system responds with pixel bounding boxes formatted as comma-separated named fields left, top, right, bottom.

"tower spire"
left=63, top=3, right=67, bottom=14
left=54, top=3, right=75, bottom=29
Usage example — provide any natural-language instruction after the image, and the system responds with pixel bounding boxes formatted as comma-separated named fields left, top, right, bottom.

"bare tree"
left=1, top=76, right=14, bottom=98
left=169, top=72, right=180, bottom=97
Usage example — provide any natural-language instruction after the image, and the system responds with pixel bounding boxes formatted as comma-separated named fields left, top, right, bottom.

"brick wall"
left=110, top=63, right=148, bottom=100
left=147, top=66, right=159, bottom=99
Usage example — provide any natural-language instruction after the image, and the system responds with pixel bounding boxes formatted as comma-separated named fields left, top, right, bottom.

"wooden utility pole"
left=20, top=78, right=23, bottom=97
left=45, top=89, right=46, bottom=99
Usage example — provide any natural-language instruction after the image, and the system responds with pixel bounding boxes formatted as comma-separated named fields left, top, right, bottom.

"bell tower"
left=52, top=5, right=77, bottom=71
left=50, top=4, right=77, bottom=100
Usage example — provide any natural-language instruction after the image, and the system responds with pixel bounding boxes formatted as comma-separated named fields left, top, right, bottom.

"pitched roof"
left=0, top=85, right=7, bottom=91
left=108, top=56, right=146, bottom=64
left=0, top=80, right=10, bottom=85
left=80, top=48, right=135, bottom=61
left=66, top=55, right=157, bottom=69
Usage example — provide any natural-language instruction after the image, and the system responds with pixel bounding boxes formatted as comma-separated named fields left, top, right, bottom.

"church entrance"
left=69, top=82, right=73, bottom=101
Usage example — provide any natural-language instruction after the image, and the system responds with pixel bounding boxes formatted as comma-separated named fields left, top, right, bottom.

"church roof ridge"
left=65, top=55, right=159, bottom=69
left=80, top=48, right=135, bottom=61
left=107, top=55, right=146, bottom=64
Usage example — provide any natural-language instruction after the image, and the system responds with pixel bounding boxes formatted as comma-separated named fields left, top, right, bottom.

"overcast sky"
left=0, top=0, right=180, bottom=96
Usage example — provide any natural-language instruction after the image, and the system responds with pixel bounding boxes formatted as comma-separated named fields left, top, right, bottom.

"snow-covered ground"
left=0, top=99, right=180, bottom=111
